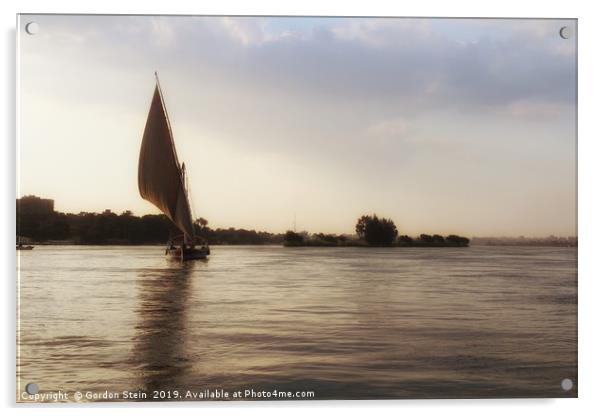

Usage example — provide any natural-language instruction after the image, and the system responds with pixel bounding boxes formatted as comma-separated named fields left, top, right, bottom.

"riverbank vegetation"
left=17, top=206, right=470, bottom=247
left=284, top=214, right=470, bottom=248
left=19, top=198, right=571, bottom=247
left=17, top=208, right=284, bottom=245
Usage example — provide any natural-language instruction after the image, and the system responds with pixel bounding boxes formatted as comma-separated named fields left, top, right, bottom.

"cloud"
left=331, top=18, right=433, bottom=48
left=365, top=117, right=411, bottom=141
left=150, top=17, right=176, bottom=47
left=22, top=15, right=576, bottom=168
left=503, top=99, right=569, bottom=120
left=221, top=17, right=267, bottom=45
left=18, top=16, right=577, bottom=235
left=22, top=16, right=576, bottom=114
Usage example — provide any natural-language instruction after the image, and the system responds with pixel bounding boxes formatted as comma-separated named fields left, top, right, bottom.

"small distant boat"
left=138, top=73, right=210, bottom=261
left=16, top=244, right=34, bottom=250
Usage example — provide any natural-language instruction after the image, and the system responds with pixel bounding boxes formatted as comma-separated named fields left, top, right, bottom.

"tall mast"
left=154, top=71, right=182, bottom=174
left=156, top=71, right=193, bottom=243
left=182, top=162, right=188, bottom=246
left=139, top=72, right=196, bottom=241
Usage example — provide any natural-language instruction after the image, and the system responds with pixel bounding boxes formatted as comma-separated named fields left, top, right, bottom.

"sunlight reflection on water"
left=17, top=245, right=577, bottom=401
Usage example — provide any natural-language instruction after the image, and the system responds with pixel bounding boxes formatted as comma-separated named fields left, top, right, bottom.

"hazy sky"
left=18, top=15, right=576, bottom=236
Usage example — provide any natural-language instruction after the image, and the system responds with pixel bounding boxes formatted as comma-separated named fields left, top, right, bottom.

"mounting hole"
left=25, top=382, right=39, bottom=394
left=561, top=378, right=573, bottom=391
left=559, top=26, right=572, bottom=40
left=25, top=22, right=39, bottom=35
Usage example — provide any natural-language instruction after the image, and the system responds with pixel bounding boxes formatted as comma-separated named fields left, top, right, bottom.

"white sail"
left=138, top=78, right=195, bottom=240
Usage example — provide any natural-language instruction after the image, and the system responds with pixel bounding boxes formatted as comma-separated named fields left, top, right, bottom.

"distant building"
left=16, top=195, right=55, bottom=216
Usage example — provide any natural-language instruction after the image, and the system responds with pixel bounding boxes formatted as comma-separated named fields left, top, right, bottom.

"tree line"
left=284, top=214, right=469, bottom=247
left=17, top=205, right=469, bottom=248
left=17, top=209, right=284, bottom=245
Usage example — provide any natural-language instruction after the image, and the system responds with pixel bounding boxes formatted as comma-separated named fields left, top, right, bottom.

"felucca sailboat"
left=138, top=73, right=210, bottom=260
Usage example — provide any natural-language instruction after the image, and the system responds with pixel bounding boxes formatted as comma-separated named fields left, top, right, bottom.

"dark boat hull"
left=165, top=246, right=209, bottom=261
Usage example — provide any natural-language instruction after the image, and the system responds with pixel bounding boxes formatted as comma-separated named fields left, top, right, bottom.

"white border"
left=3, top=1, right=601, bottom=415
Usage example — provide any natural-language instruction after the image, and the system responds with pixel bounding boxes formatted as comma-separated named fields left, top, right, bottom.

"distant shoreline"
left=283, top=242, right=471, bottom=248
left=17, top=196, right=577, bottom=248
left=21, top=241, right=577, bottom=248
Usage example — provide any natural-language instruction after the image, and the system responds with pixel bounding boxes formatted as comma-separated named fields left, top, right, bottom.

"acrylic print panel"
left=16, top=15, right=577, bottom=402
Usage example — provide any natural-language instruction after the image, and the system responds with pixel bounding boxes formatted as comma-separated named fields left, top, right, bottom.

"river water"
left=16, top=245, right=577, bottom=401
